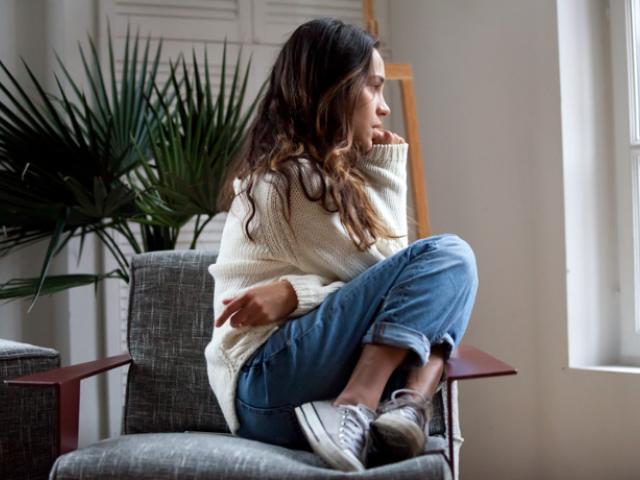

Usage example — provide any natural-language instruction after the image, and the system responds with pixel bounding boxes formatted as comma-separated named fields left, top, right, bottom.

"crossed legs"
left=333, top=343, right=447, bottom=411
left=294, top=341, right=447, bottom=473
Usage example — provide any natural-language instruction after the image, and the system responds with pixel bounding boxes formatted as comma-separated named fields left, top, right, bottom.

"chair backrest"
left=122, top=250, right=229, bottom=434
left=120, top=250, right=459, bottom=444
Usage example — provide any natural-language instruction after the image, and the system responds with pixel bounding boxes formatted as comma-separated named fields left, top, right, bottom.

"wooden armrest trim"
left=4, top=353, right=132, bottom=387
left=445, top=344, right=517, bottom=381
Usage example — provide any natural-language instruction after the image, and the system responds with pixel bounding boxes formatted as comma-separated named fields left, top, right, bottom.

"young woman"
left=204, top=17, right=478, bottom=472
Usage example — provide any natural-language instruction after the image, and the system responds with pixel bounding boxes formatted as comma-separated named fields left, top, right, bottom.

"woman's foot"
left=366, top=388, right=433, bottom=467
left=294, top=400, right=375, bottom=471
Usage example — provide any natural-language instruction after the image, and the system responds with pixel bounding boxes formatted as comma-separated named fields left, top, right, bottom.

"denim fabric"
left=235, top=233, right=478, bottom=450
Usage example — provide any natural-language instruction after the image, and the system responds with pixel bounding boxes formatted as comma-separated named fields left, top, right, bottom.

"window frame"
left=611, top=0, right=640, bottom=362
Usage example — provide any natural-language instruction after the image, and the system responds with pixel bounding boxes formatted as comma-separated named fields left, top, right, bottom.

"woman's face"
left=352, top=48, right=390, bottom=153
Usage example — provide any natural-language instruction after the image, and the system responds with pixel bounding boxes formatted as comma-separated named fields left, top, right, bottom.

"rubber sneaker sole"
left=294, top=402, right=365, bottom=472
left=369, top=413, right=426, bottom=462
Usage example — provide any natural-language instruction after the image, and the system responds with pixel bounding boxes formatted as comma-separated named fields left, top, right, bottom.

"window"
left=611, top=0, right=640, bottom=363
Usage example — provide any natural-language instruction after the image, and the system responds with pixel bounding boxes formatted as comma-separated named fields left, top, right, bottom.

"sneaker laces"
left=377, top=388, right=432, bottom=428
left=337, top=404, right=374, bottom=460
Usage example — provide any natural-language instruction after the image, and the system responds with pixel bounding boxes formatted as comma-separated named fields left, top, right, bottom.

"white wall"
left=391, top=1, right=640, bottom=479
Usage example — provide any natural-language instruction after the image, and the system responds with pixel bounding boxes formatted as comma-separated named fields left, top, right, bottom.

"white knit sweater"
left=204, top=143, right=409, bottom=433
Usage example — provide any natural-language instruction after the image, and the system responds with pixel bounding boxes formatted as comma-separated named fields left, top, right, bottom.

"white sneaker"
left=367, top=388, right=433, bottom=467
left=295, top=400, right=375, bottom=471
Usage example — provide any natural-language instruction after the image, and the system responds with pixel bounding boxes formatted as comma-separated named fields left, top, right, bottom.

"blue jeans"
left=235, top=233, right=478, bottom=450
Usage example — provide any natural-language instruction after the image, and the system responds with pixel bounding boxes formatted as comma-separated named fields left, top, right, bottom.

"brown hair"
left=217, top=17, right=403, bottom=251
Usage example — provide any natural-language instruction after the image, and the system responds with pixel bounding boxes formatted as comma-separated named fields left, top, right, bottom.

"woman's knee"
left=414, top=234, right=478, bottom=290
left=441, top=234, right=479, bottom=292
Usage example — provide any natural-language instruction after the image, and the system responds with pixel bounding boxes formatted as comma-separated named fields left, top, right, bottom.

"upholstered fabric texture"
left=0, top=339, right=60, bottom=480
left=123, top=250, right=229, bottom=434
left=50, top=432, right=453, bottom=480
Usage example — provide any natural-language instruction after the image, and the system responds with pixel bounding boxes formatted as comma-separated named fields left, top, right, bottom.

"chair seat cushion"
left=50, top=432, right=452, bottom=479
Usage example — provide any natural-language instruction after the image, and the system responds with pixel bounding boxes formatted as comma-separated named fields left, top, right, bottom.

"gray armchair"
left=1, top=339, right=60, bottom=480
left=6, top=251, right=516, bottom=479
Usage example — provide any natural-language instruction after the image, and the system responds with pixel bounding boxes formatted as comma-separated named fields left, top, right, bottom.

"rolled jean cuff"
left=361, top=322, right=457, bottom=367
left=436, top=332, right=456, bottom=362
left=361, top=321, right=430, bottom=366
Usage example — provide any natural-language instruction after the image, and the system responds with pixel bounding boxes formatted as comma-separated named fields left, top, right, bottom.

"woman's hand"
left=214, top=280, right=298, bottom=329
left=372, top=127, right=406, bottom=145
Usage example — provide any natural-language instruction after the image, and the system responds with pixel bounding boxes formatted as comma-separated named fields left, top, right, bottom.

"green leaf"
left=0, top=270, right=124, bottom=301
left=28, top=207, right=69, bottom=312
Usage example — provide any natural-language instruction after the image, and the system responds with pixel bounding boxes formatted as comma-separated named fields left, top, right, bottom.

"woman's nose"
left=377, top=98, right=390, bottom=117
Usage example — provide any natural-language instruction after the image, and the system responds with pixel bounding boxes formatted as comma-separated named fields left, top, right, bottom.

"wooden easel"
left=363, top=0, right=432, bottom=238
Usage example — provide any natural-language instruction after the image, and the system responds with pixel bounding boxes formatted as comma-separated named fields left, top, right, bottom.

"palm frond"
left=0, top=24, right=168, bottom=303
left=0, top=26, right=265, bottom=304
left=132, top=40, right=265, bottom=248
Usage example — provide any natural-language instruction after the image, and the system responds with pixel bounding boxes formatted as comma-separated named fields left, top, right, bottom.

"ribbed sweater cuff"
left=278, top=274, right=323, bottom=317
left=360, top=143, right=408, bottom=169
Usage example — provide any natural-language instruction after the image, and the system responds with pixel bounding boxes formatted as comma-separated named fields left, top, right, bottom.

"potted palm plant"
left=0, top=25, right=263, bottom=310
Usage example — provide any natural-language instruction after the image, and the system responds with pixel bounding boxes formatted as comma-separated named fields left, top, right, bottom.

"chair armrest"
left=442, top=344, right=517, bottom=480
left=5, top=353, right=132, bottom=386
left=445, top=344, right=517, bottom=381
left=4, top=353, right=132, bottom=455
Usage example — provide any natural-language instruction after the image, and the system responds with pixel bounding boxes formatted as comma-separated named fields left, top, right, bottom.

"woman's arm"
left=223, top=173, right=350, bottom=321
left=358, top=142, right=410, bottom=253
left=235, top=143, right=409, bottom=324
left=277, top=273, right=345, bottom=318
left=255, top=169, right=384, bottom=280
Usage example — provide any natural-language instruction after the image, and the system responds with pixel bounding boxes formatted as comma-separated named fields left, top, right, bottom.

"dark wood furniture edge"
left=4, top=353, right=132, bottom=455
left=446, top=344, right=518, bottom=381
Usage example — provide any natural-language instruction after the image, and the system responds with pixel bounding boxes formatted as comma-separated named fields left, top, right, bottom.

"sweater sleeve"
left=248, top=174, right=348, bottom=318
left=358, top=143, right=410, bottom=253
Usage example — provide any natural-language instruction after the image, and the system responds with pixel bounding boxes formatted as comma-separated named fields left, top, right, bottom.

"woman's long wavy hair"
left=217, top=17, right=404, bottom=251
